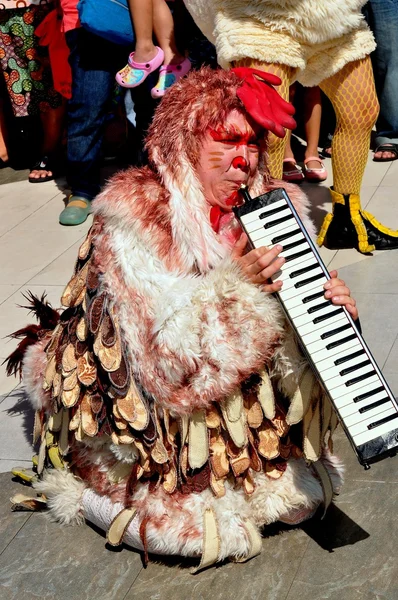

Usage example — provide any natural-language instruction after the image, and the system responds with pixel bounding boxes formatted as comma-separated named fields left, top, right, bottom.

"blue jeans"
left=364, top=0, right=398, bottom=140
left=65, top=28, right=128, bottom=200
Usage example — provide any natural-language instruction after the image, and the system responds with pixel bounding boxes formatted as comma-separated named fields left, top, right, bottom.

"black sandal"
left=319, top=133, right=333, bottom=159
left=29, top=155, right=60, bottom=183
left=319, top=147, right=332, bottom=159
left=373, top=143, right=398, bottom=163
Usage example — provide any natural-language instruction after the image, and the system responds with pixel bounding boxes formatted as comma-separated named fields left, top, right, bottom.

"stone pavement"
left=0, top=155, right=398, bottom=600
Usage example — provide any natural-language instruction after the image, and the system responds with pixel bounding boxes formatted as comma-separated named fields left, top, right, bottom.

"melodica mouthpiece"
left=239, top=184, right=252, bottom=204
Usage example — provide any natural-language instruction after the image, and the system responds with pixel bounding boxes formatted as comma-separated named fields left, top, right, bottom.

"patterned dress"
left=0, top=0, right=62, bottom=116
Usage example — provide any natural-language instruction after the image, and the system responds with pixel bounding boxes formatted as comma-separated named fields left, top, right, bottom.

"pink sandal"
left=282, top=158, right=305, bottom=183
left=151, top=57, right=191, bottom=99
left=303, top=156, right=328, bottom=182
left=116, top=46, right=164, bottom=89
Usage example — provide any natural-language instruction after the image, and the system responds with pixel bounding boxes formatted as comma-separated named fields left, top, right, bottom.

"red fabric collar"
left=210, top=206, right=223, bottom=232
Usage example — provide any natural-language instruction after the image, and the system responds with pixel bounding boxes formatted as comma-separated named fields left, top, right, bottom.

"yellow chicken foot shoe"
left=317, top=188, right=398, bottom=253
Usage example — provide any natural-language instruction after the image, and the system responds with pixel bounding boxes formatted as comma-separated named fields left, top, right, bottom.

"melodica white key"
left=234, top=186, right=398, bottom=469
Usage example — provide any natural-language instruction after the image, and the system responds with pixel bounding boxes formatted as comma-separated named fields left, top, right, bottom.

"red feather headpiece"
left=231, top=67, right=296, bottom=138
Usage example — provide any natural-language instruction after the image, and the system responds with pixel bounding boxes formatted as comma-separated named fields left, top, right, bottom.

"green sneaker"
left=59, top=195, right=91, bottom=226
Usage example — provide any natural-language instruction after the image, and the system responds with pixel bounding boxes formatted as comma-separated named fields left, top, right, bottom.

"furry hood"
left=93, top=67, right=311, bottom=273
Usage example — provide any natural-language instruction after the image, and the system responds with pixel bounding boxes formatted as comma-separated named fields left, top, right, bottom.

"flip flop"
left=115, top=46, right=164, bottom=89
left=373, top=143, right=398, bottom=162
left=319, top=147, right=332, bottom=159
left=282, top=158, right=305, bottom=183
left=151, top=58, right=191, bottom=99
left=29, top=155, right=60, bottom=183
left=319, top=133, right=333, bottom=159
left=303, top=156, right=327, bottom=182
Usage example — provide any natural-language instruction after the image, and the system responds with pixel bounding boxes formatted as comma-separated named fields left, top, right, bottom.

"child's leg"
left=152, top=0, right=184, bottom=65
left=127, top=0, right=157, bottom=63
left=0, top=100, right=9, bottom=163
left=282, top=128, right=305, bottom=182
left=284, top=130, right=294, bottom=159
left=303, top=86, right=323, bottom=169
left=149, top=0, right=191, bottom=98
left=117, top=0, right=164, bottom=88
left=284, top=83, right=296, bottom=160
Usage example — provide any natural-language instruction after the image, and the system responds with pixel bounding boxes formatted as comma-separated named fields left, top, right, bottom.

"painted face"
left=196, top=109, right=263, bottom=212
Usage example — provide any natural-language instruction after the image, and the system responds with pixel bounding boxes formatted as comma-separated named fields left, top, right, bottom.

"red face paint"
left=196, top=110, right=261, bottom=213
left=225, top=190, right=242, bottom=206
left=209, top=126, right=260, bottom=148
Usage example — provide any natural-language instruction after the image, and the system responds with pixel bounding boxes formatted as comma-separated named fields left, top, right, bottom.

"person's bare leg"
left=0, top=101, right=9, bottom=162
left=30, top=102, right=66, bottom=180
left=303, top=86, right=322, bottom=168
left=283, top=83, right=303, bottom=176
left=284, top=130, right=294, bottom=159
left=127, top=0, right=157, bottom=63
left=152, top=0, right=184, bottom=65
left=233, top=60, right=295, bottom=179
left=282, top=129, right=305, bottom=180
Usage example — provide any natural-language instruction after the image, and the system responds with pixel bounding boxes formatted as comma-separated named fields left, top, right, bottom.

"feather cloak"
left=20, top=165, right=343, bottom=563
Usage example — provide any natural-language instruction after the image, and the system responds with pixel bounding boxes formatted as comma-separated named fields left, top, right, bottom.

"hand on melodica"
left=232, top=235, right=359, bottom=319
left=324, top=270, right=358, bottom=321
left=232, top=232, right=285, bottom=293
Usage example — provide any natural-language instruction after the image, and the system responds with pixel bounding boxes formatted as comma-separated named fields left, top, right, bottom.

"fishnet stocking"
left=233, top=60, right=295, bottom=178
left=319, top=57, right=379, bottom=195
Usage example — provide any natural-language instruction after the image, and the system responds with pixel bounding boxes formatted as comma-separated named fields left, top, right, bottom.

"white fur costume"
left=16, top=69, right=344, bottom=569
left=183, top=0, right=376, bottom=85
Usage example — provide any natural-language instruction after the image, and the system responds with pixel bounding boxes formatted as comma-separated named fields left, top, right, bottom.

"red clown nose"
left=232, top=156, right=249, bottom=171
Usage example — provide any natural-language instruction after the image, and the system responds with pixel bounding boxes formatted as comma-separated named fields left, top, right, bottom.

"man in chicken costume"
left=8, top=68, right=360, bottom=570
left=183, top=0, right=398, bottom=253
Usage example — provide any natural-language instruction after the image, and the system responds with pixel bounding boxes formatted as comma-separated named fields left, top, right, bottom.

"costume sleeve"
left=106, top=246, right=284, bottom=416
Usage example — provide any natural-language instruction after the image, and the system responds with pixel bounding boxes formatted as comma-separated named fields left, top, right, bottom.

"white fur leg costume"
left=35, top=452, right=343, bottom=563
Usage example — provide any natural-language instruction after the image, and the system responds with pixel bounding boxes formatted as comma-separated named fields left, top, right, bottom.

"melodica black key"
left=234, top=186, right=398, bottom=469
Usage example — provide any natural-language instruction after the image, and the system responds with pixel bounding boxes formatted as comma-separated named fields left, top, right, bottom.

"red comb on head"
left=231, top=67, right=296, bottom=138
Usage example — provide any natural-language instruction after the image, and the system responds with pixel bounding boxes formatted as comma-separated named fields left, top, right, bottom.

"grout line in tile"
left=0, top=189, right=65, bottom=240
left=0, top=283, right=25, bottom=308
left=14, top=235, right=85, bottom=291
left=0, top=382, right=21, bottom=403
left=0, top=288, right=19, bottom=308
left=0, top=282, right=57, bottom=309
left=381, top=331, right=398, bottom=371
left=0, top=457, right=33, bottom=465
left=377, top=159, right=393, bottom=187
left=283, top=534, right=312, bottom=600
left=0, top=513, right=33, bottom=558
left=350, top=479, right=398, bottom=484
left=362, top=186, right=378, bottom=210
left=358, top=291, right=398, bottom=295
left=325, top=250, right=337, bottom=268
left=122, top=565, right=144, bottom=600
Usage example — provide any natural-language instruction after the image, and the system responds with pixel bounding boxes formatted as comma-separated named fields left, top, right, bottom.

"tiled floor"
left=0, top=155, right=398, bottom=600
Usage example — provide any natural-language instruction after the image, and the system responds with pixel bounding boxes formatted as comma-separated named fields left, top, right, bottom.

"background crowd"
left=0, top=0, right=396, bottom=226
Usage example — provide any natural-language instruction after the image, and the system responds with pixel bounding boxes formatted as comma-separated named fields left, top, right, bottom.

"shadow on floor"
left=5, top=388, right=36, bottom=448
left=301, top=503, right=370, bottom=552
